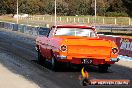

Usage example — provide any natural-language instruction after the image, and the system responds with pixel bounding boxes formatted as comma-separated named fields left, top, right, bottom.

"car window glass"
left=55, top=28, right=96, bottom=37
left=38, top=28, right=50, bottom=37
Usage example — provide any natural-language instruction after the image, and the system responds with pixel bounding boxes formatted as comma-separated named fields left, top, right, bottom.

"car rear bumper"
left=56, top=55, right=117, bottom=65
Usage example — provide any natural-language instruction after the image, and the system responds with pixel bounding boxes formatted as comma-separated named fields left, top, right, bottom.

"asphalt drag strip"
left=0, top=28, right=131, bottom=88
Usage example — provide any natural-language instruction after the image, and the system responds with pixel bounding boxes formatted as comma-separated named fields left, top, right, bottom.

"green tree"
left=0, top=0, right=131, bottom=17
left=107, top=0, right=127, bottom=12
left=0, top=0, right=24, bottom=15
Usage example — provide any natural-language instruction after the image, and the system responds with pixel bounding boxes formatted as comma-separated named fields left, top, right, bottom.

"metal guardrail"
left=0, top=21, right=50, bottom=36
left=0, top=21, right=132, bottom=35
left=96, top=25, right=132, bottom=34
left=96, top=25, right=132, bottom=30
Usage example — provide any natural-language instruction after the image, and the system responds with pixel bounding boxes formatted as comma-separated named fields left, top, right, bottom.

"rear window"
left=55, top=28, right=96, bottom=37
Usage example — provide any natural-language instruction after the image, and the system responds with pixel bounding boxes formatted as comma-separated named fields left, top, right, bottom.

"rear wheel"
left=98, top=64, right=109, bottom=73
left=38, top=51, right=45, bottom=64
left=51, top=56, right=58, bottom=71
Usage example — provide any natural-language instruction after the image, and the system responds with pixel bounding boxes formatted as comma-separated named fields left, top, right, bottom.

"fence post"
left=43, top=17, right=45, bottom=20
left=87, top=18, right=89, bottom=24
left=67, top=17, right=69, bottom=23
left=31, top=16, right=32, bottom=20
left=28, top=16, right=30, bottom=20
left=46, top=24, right=50, bottom=28
left=74, top=18, right=76, bottom=23
left=59, top=17, right=62, bottom=22
left=115, top=18, right=117, bottom=25
left=32, top=16, right=34, bottom=20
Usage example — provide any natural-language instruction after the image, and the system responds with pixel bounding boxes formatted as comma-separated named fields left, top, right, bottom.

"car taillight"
left=112, top=48, right=118, bottom=54
left=60, top=45, right=67, bottom=52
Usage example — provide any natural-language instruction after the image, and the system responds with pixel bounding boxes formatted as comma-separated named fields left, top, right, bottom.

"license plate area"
left=81, top=58, right=93, bottom=64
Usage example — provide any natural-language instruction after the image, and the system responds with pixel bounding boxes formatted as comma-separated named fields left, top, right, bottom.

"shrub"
left=105, top=12, right=128, bottom=17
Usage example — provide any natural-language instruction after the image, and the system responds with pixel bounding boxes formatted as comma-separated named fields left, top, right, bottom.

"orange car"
left=36, top=25, right=119, bottom=72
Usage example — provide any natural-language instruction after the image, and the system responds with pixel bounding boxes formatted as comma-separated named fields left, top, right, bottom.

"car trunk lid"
left=63, top=37, right=112, bottom=58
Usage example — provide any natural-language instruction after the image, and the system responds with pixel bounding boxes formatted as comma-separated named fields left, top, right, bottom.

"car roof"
left=52, top=25, right=95, bottom=31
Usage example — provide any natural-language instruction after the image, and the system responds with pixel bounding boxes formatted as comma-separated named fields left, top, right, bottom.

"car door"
left=38, top=27, right=50, bottom=58
left=46, top=28, right=55, bottom=59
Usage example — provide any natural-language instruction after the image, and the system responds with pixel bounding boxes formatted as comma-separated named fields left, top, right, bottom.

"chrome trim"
left=57, top=55, right=67, bottom=59
left=110, top=58, right=120, bottom=62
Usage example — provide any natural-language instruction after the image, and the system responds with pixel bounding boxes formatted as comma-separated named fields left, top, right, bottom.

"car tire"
left=51, top=56, right=58, bottom=71
left=98, top=64, right=109, bottom=73
left=38, top=51, right=45, bottom=64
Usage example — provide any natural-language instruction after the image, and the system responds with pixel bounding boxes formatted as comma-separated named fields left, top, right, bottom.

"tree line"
left=0, top=0, right=132, bottom=17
